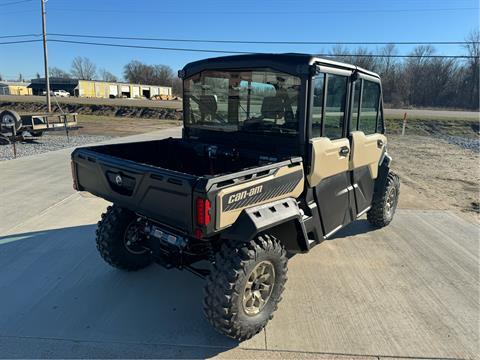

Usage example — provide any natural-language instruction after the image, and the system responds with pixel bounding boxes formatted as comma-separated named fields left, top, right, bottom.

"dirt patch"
left=72, top=115, right=181, bottom=137
left=388, top=134, right=479, bottom=222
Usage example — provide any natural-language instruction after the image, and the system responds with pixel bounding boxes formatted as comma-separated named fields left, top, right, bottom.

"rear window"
left=184, top=69, right=301, bottom=136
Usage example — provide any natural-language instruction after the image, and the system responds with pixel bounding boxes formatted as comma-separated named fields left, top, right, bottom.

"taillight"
left=71, top=160, right=78, bottom=190
left=196, top=197, right=211, bottom=226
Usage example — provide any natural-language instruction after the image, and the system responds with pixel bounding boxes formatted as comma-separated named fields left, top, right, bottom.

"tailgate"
left=72, top=149, right=196, bottom=233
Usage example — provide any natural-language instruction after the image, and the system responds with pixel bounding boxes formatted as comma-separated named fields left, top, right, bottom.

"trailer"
left=0, top=109, right=78, bottom=145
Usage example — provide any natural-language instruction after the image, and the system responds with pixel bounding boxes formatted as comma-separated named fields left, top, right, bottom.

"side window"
left=312, top=74, right=325, bottom=138
left=359, top=80, right=380, bottom=135
left=324, top=74, right=348, bottom=139
left=350, top=80, right=361, bottom=131
left=377, top=100, right=384, bottom=133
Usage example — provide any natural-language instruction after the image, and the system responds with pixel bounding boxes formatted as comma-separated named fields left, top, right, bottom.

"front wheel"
left=367, top=171, right=400, bottom=227
left=203, top=234, right=287, bottom=341
left=95, top=205, right=152, bottom=271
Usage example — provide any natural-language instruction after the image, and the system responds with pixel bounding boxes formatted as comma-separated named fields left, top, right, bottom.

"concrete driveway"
left=0, top=128, right=478, bottom=359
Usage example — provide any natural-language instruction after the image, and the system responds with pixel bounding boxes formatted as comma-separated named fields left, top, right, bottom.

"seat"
left=261, top=97, right=284, bottom=121
left=199, top=95, right=218, bottom=119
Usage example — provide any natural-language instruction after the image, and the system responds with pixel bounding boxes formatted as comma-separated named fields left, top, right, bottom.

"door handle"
left=339, top=146, right=350, bottom=156
left=377, top=139, right=384, bottom=148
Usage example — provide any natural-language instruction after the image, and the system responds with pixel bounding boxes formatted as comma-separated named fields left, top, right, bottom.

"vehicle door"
left=307, top=68, right=355, bottom=237
left=348, top=74, right=387, bottom=215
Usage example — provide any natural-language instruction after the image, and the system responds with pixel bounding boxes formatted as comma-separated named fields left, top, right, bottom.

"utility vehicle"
left=71, top=53, right=400, bottom=341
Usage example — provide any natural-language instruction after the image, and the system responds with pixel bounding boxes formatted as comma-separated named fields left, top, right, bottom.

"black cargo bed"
left=72, top=138, right=268, bottom=233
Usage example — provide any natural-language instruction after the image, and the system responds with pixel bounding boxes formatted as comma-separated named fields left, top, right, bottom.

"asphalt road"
left=1, top=95, right=479, bottom=119
left=0, top=129, right=478, bottom=359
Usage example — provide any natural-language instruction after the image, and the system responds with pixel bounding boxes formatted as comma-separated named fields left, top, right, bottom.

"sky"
left=0, top=0, right=478, bottom=81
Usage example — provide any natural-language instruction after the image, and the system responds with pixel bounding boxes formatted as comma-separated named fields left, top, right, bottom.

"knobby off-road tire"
left=367, top=171, right=400, bottom=228
left=203, top=234, right=288, bottom=341
left=96, top=205, right=152, bottom=271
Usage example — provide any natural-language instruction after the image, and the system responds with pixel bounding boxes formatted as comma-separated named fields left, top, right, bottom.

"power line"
left=1, top=32, right=478, bottom=46
left=0, top=0, right=33, bottom=6
left=45, top=6, right=478, bottom=15
left=0, top=39, right=42, bottom=45
left=0, top=34, right=40, bottom=39
left=44, top=38, right=478, bottom=58
left=0, top=37, right=476, bottom=58
left=48, top=39, right=250, bottom=54
left=47, top=33, right=478, bottom=46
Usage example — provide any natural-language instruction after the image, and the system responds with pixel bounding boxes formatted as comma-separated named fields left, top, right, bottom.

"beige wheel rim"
left=385, top=187, right=396, bottom=217
left=242, top=261, right=275, bottom=316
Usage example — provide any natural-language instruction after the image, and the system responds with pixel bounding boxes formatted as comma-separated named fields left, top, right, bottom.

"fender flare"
left=221, top=197, right=309, bottom=252
left=374, top=152, right=392, bottom=193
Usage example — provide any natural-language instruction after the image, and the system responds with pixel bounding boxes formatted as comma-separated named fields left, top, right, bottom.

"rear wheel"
left=203, top=234, right=287, bottom=341
left=0, top=110, right=22, bottom=133
left=367, top=171, right=400, bottom=227
left=96, top=205, right=152, bottom=271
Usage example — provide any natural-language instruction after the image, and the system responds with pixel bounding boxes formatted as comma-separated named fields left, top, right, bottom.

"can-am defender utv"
left=71, top=53, right=400, bottom=341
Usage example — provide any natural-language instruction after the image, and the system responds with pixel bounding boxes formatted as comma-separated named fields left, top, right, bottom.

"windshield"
left=184, top=69, right=301, bottom=135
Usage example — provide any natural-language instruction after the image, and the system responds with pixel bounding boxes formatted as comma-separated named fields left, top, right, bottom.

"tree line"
left=329, top=30, right=479, bottom=110
left=48, top=56, right=118, bottom=83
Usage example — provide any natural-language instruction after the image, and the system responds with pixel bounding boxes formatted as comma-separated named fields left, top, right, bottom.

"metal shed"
left=0, top=82, right=33, bottom=96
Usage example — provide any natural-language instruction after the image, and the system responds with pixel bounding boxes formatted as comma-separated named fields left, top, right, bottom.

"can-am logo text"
left=227, top=185, right=263, bottom=205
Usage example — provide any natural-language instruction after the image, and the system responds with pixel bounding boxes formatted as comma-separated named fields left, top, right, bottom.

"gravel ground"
left=442, top=134, right=480, bottom=153
left=0, top=134, right=114, bottom=161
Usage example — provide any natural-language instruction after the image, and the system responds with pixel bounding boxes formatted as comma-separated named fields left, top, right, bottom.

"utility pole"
left=41, top=0, right=51, bottom=113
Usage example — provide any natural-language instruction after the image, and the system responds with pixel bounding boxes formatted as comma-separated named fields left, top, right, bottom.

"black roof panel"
left=181, top=53, right=379, bottom=79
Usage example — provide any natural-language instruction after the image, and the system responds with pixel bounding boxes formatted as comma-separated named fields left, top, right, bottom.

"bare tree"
left=123, top=60, right=155, bottom=84
left=462, top=29, right=480, bottom=109
left=49, top=67, right=70, bottom=79
left=328, top=45, right=378, bottom=71
left=377, top=44, right=402, bottom=106
left=99, top=68, right=118, bottom=82
left=172, top=77, right=182, bottom=96
left=71, top=56, right=97, bottom=80
left=153, top=65, right=175, bottom=86
left=328, top=44, right=351, bottom=62
left=123, top=60, right=177, bottom=87
left=377, top=43, right=397, bottom=75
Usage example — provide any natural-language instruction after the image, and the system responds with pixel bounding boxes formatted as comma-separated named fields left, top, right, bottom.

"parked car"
left=41, top=90, right=70, bottom=97
left=54, top=90, right=70, bottom=97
